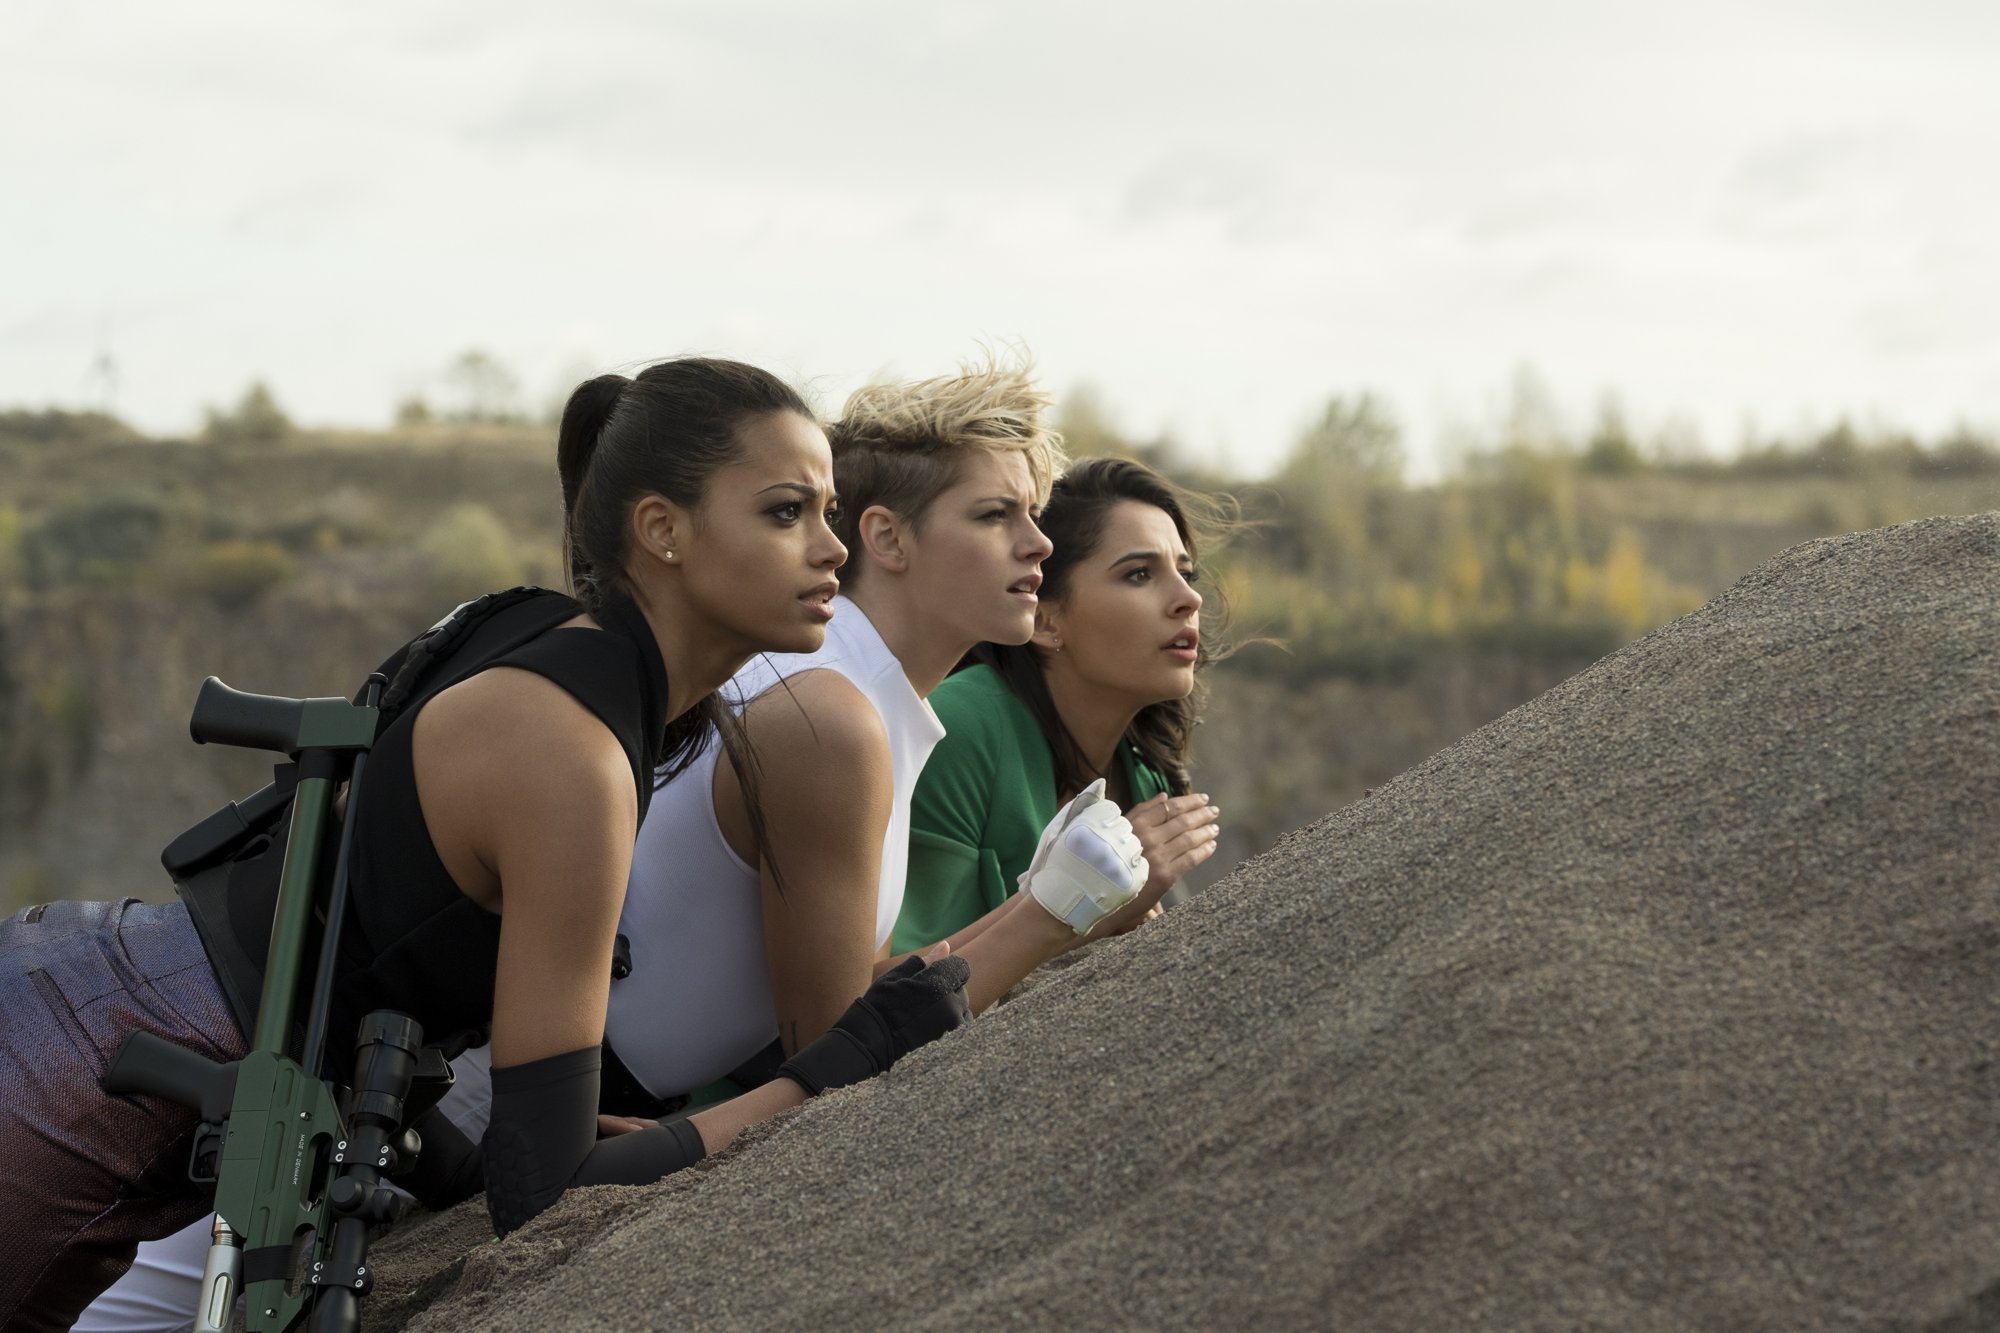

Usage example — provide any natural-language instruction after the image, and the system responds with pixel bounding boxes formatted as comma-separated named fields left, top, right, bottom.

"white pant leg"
left=69, top=1222, right=206, bottom=1333
left=439, top=1044, right=492, bottom=1138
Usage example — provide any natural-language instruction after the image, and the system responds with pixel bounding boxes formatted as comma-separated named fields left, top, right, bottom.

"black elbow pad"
left=483, top=1046, right=601, bottom=1236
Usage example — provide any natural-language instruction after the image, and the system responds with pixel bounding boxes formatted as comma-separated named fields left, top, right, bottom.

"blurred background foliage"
left=2, top=370, right=1997, bottom=911
left=1066, top=378, right=1999, bottom=685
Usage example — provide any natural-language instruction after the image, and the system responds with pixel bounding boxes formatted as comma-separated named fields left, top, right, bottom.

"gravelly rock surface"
left=375, top=513, right=2000, bottom=1331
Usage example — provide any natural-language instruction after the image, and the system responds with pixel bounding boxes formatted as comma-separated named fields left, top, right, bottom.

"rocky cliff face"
left=0, top=578, right=429, bottom=906
left=371, top=513, right=1999, bottom=1330
left=0, top=431, right=561, bottom=911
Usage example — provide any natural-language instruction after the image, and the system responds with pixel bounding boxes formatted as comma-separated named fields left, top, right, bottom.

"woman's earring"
left=663, top=550, right=677, bottom=562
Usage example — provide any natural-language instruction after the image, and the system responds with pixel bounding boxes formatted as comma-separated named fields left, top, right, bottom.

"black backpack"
left=163, top=586, right=581, bottom=1040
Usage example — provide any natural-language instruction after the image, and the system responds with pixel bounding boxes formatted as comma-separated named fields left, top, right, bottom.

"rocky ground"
left=368, top=513, right=1999, bottom=1330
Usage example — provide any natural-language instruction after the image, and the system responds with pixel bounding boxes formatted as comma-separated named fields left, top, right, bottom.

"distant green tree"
left=1811, top=419, right=1863, bottom=474
left=1582, top=398, right=1644, bottom=474
left=394, top=396, right=435, bottom=428
left=1501, top=366, right=1567, bottom=455
left=420, top=502, right=524, bottom=602
left=1923, top=427, right=2000, bottom=476
left=0, top=503, right=22, bottom=583
left=1057, top=386, right=1138, bottom=459
left=0, top=409, right=141, bottom=445
left=1271, top=393, right=1404, bottom=588
left=21, top=492, right=173, bottom=587
left=1288, top=393, right=1404, bottom=484
left=1053, top=386, right=1191, bottom=469
left=442, top=350, right=523, bottom=424
left=176, top=539, right=298, bottom=609
left=201, top=381, right=293, bottom=447
left=1647, top=412, right=1708, bottom=469
left=1871, top=430, right=1924, bottom=473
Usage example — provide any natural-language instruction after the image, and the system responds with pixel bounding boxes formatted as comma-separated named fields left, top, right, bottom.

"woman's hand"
left=1086, top=792, right=1220, bottom=939
left=1020, top=781, right=1148, bottom=933
left=598, top=1114, right=656, bottom=1138
left=775, top=943, right=972, bottom=1094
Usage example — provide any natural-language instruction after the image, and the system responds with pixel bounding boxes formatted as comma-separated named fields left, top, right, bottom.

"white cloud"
left=2, top=0, right=1996, bottom=470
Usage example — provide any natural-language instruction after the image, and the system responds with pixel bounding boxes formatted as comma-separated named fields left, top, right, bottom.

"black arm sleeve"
left=482, top=1045, right=708, bottom=1237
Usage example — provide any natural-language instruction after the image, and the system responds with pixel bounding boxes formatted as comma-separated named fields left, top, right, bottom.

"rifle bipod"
left=102, top=673, right=451, bottom=1332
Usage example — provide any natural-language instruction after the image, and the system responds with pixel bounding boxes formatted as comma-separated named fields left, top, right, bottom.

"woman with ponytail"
left=895, top=457, right=1233, bottom=951
left=4, top=357, right=972, bottom=1331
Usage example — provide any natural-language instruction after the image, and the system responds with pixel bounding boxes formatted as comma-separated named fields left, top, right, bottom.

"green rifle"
left=103, top=674, right=447, bottom=1333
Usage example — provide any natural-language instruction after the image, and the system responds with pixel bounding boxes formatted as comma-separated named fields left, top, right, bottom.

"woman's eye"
left=981, top=509, right=1007, bottom=522
left=1125, top=567, right=1151, bottom=583
left=1183, top=568, right=1200, bottom=585
left=770, top=503, right=803, bottom=523
left=824, top=505, right=842, bottom=526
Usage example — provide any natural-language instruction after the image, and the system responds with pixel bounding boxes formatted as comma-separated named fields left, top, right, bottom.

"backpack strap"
left=375, top=586, right=578, bottom=722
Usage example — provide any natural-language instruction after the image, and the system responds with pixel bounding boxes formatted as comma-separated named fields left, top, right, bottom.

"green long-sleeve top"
left=896, top=664, right=1173, bottom=952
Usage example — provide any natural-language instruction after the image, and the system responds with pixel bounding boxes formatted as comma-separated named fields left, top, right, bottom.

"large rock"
left=379, top=513, right=2000, bottom=1331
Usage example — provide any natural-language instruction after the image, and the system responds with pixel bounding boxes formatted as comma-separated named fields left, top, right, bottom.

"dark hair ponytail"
left=971, top=457, right=1240, bottom=800
left=557, top=373, right=631, bottom=594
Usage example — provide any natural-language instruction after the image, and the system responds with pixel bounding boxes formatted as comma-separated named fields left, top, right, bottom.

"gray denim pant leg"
left=0, top=898, right=246, bottom=1333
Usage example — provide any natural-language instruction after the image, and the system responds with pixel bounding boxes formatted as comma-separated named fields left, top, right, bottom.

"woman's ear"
left=1031, top=602, right=1065, bottom=652
left=857, top=504, right=909, bottom=575
left=631, top=494, right=691, bottom=569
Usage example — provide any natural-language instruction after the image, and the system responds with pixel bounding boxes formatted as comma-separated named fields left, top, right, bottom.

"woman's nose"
left=817, top=527, right=848, bottom=568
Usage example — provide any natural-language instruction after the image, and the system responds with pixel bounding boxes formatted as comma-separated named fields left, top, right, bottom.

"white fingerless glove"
left=1019, top=779, right=1148, bottom=933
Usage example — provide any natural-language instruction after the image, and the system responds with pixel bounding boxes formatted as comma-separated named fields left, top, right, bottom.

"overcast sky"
left=5, top=0, right=1997, bottom=476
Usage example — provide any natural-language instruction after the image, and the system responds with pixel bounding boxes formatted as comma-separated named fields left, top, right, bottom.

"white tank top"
left=602, top=595, right=945, bottom=1098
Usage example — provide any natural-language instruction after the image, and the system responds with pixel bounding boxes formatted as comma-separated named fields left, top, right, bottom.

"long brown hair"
left=969, top=457, right=1238, bottom=800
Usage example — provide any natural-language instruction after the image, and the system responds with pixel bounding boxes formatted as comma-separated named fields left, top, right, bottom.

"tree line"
left=5, top=373, right=1997, bottom=687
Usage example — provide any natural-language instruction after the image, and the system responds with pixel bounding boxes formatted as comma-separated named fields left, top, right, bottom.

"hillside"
left=4, top=426, right=1997, bottom=912
left=369, top=513, right=1999, bottom=1330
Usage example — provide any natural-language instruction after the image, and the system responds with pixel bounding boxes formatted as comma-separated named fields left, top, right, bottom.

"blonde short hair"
left=829, top=354, right=1066, bottom=584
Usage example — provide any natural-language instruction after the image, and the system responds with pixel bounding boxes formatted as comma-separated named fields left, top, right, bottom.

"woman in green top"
left=898, top=457, right=1230, bottom=951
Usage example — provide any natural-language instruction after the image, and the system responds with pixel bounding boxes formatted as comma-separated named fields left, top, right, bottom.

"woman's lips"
left=800, top=583, right=839, bottom=621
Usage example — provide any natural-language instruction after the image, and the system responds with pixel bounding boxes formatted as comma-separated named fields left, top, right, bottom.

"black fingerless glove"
left=776, top=953, right=973, bottom=1096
